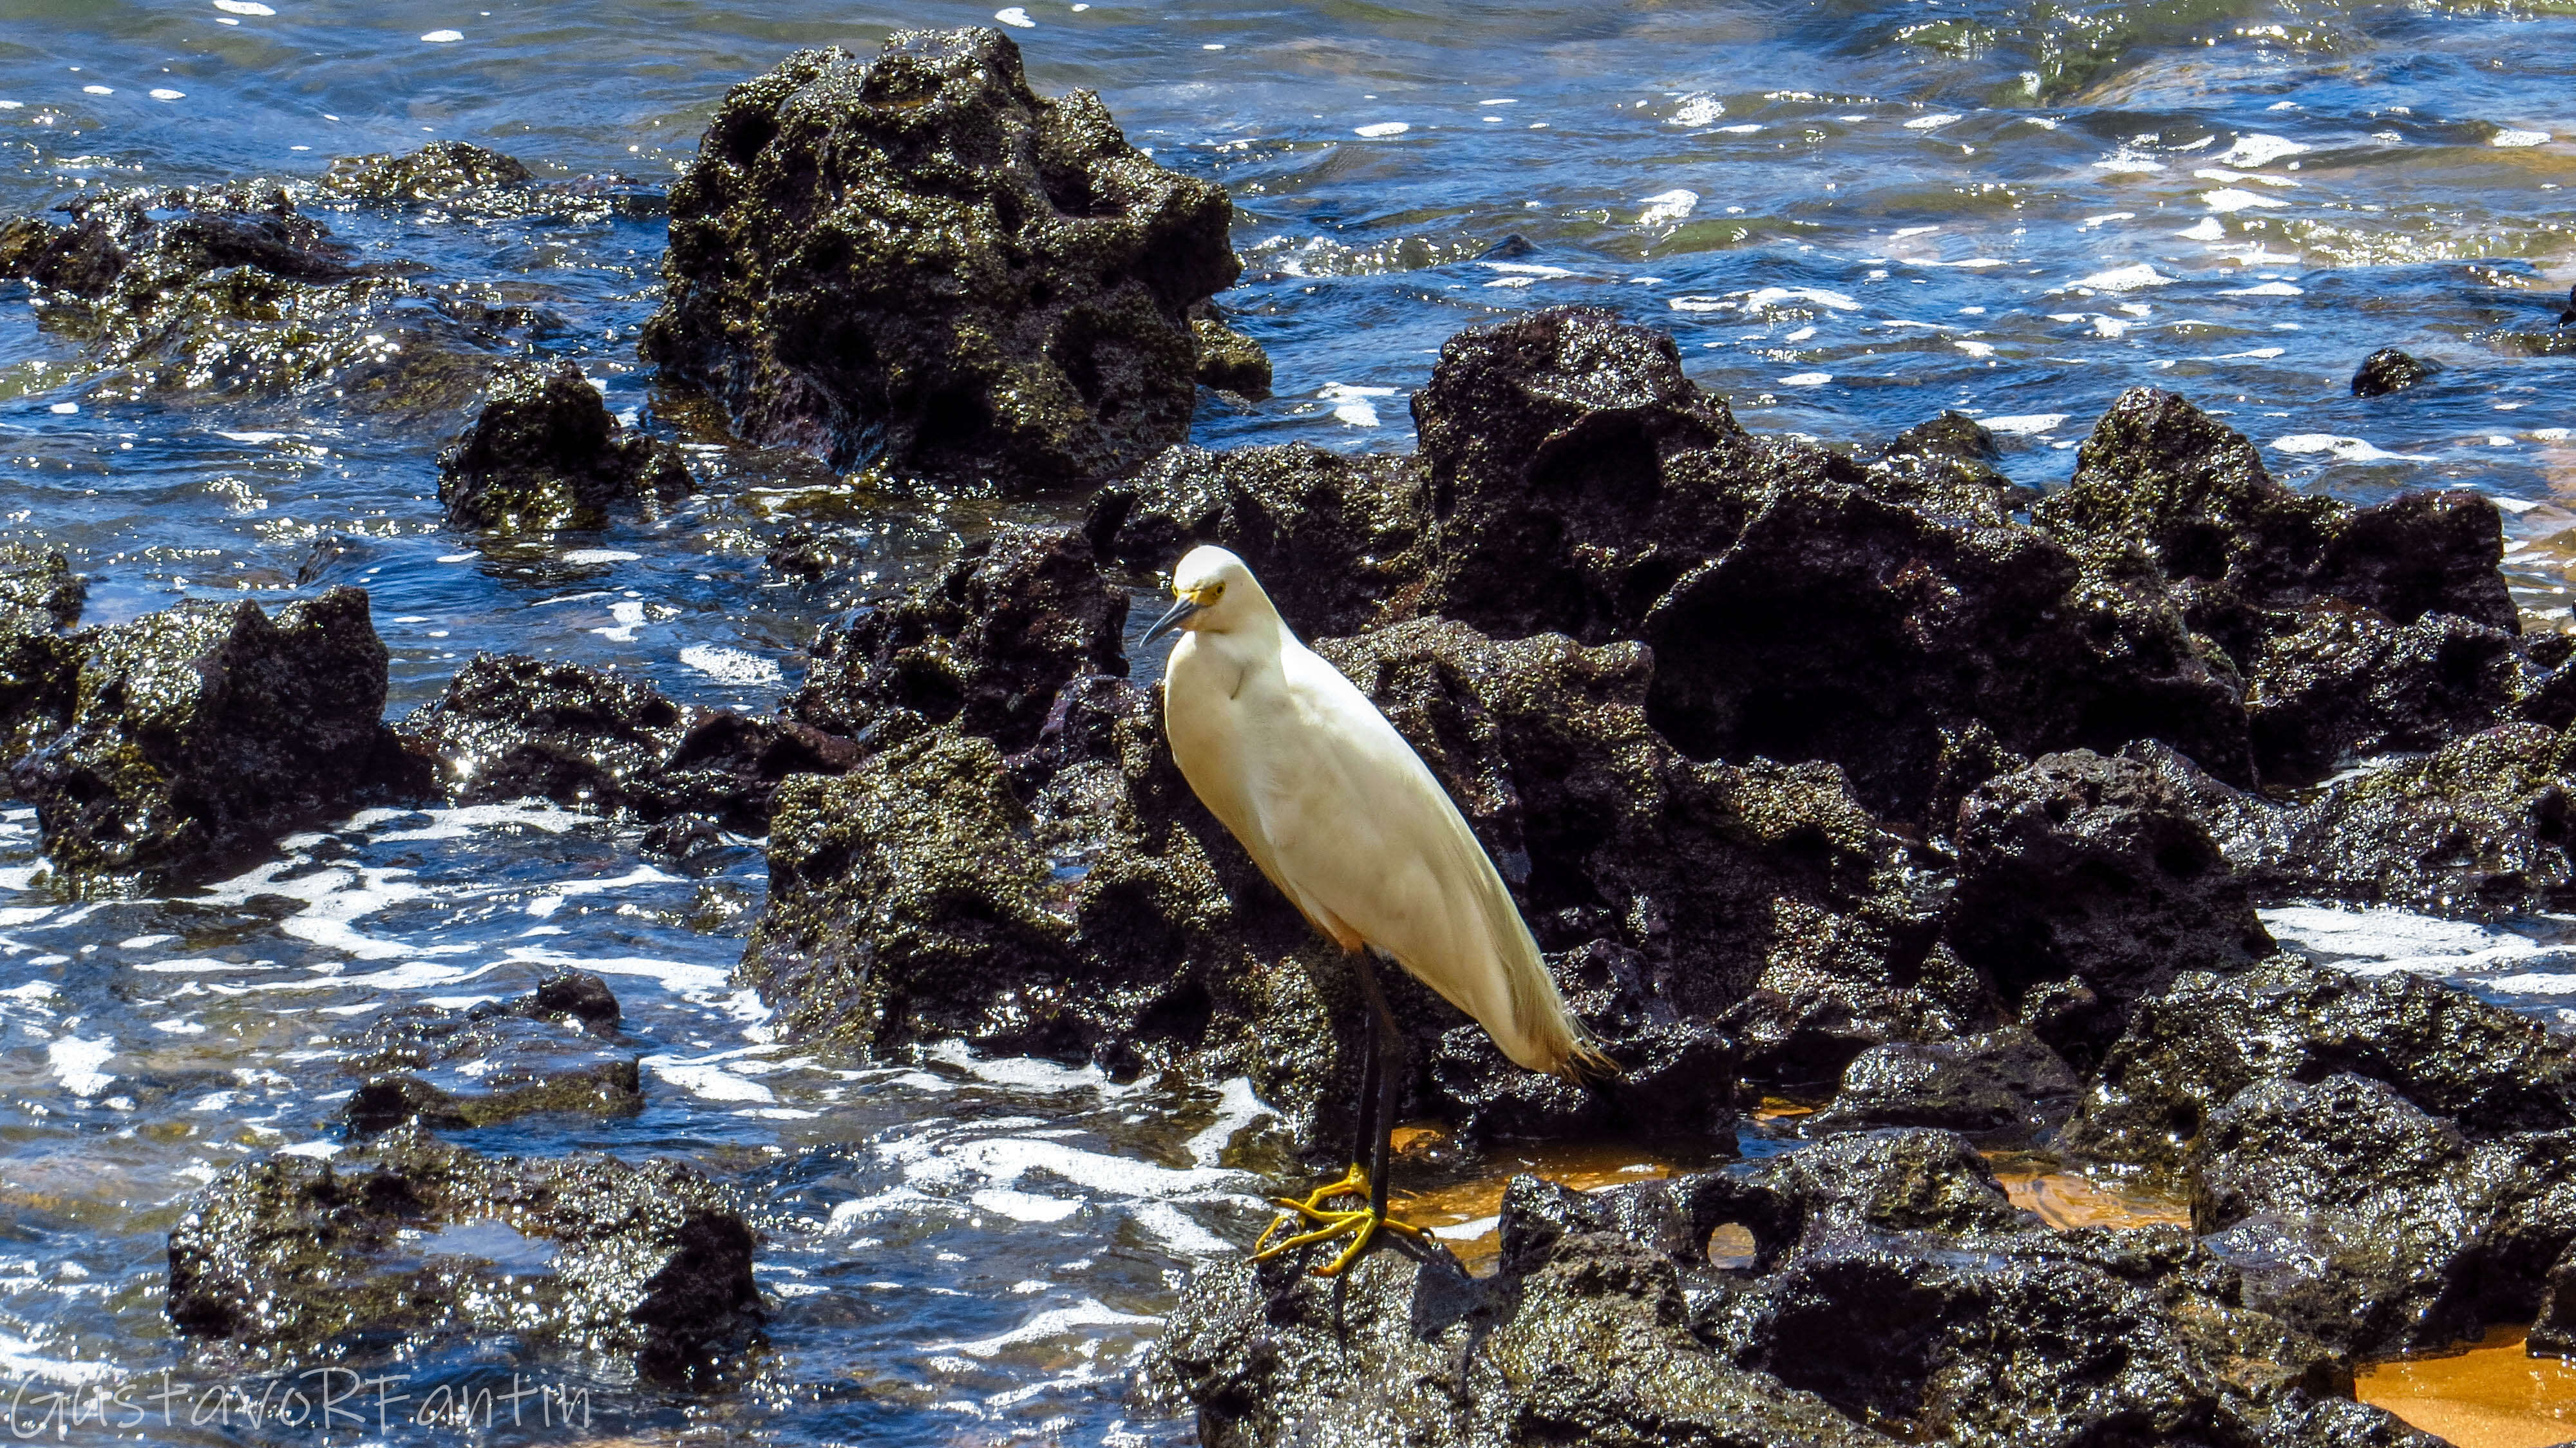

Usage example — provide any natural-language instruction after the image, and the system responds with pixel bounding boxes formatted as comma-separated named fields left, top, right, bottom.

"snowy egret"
left=1142, top=545, right=1607, bottom=1275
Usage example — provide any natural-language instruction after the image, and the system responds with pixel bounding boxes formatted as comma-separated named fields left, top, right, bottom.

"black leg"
left=1349, top=980, right=1381, bottom=1173
left=1352, top=951, right=1403, bottom=1224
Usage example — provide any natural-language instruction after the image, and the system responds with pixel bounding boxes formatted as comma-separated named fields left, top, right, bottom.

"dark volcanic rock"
left=1189, top=301, right=1273, bottom=398
left=1942, top=748, right=2273, bottom=1067
left=167, top=1123, right=761, bottom=1382
left=2534, top=1243, right=2576, bottom=1357
left=0, top=542, right=85, bottom=756
left=1804, top=1027, right=2079, bottom=1139
left=343, top=1058, right=643, bottom=1136
left=1312, top=617, right=1964, bottom=1097
left=1865, top=411, right=2041, bottom=522
left=436, top=359, right=692, bottom=531
left=2063, top=955, right=2576, bottom=1356
left=1409, top=306, right=1768, bottom=644
left=2244, top=607, right=2530, bottom=785
left=400, top=653, right=854, bottom=840
left=785, top=525, right=1126, bottom=754
left=1086, top=443, right=1427, bottom=636
left=2352, top=348, right=2439, bottom=397
left=2142, top=726, right=2576, bottom=918
left=1163, top=1129, right=2427, bottom=1448
left=643, top=28, right=1253, bottom=489
left=0, top=183, right=529, bottom=415
left=11, top=587, right=404, bottom=890
left=2064, top=953, right=2576, bottom=1175
left=2189, top=1071, right=2576, bottom=1357
left=2035, top=389, right=2512, bottom=655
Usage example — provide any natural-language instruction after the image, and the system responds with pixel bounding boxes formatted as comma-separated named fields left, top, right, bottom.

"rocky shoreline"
left=3, top=24, right=2571, bottom=1443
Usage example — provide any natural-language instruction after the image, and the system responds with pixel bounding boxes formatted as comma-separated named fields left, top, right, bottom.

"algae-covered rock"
left=785, top=525, right=1126, bottom=754
left=436, top=359, right=693, bottom=531
left=399, top=653, right=853, bottom=841
left=2035, top=389, right=2512, bottom=659
left=316, top=140, right=533, bottom=204
left=1410, top=306, right=1765, bottom=643
left=1942, top=748, right=2273, bottom=1067
left=2244, top=607, right=2529, bottom=785
left=1189, top=303, right=1273, bottom=398
left=1162, top=1129, right=2417, bottom=1448
left=10, top=587, right=403, bottom=890
left=166, top=1123, right=761, bottom=1382
left=0, top=542, right=85, bottom=757
left=644, top=28, right=1253, bottom=488
left=1086, top=443, right=1426, bottom=636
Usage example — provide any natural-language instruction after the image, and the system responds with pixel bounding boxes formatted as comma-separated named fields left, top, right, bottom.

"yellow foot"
left=1249, top=1165, right=1426, bottom=1276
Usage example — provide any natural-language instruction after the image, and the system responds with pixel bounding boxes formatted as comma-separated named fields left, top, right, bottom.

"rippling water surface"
left=1, top=0, right=2573, bottom=1442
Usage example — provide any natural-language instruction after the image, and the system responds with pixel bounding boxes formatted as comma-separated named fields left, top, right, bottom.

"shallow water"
left=2, top=0, right=2575, bottom=1443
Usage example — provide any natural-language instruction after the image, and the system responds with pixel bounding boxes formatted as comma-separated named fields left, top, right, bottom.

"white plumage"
left=1153, top=546, right=1598, bottom=1078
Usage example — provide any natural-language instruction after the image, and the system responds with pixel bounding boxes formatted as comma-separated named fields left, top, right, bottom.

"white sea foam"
left=46, top=1036, right=113, bottom=1096
left=1743, top=286, right=1861, bottom=313
left=2219, top=281, right=2303, bottom=296
left=928, top=1300, right=1160, bottom=1358
left=1637, top=189, right=1698, bottom=225
left=1982, top=414, right=2069, bottom=435
left=681, top=644, right=782, bottom=685
left=1352, top=122, right=1408, bottom=138
left=2215, top=133, right=2309, bottom=167
left=2271, top=434, right=2434, bottom=463
left=1318, top=383, right=1397, bottom=428
left=2073, top=263, right=2174, bottom=292
left=2492, top=129, right=2552, bottom=148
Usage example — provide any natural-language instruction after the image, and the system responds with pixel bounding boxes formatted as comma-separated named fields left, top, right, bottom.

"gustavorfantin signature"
left=5, top=1370, right=596, bottom=1438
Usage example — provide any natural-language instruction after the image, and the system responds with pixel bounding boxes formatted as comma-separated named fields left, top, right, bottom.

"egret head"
left=1142, top=546, right=1263, bottom=642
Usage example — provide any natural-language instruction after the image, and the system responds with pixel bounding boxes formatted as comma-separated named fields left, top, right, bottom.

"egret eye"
left=1200, top=581, right=1227, bottom=604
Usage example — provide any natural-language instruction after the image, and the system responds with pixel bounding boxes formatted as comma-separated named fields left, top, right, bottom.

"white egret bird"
left=1141, top=545, right=1607, bottom=1275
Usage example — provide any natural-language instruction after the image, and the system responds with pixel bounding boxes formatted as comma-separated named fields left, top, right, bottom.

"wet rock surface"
left=643, top=28, right=1254, bottom=488
left=2063, top=955, right=2576, bottom=1356
left=167, top=1123, right=762, bottom=1383
left=2353, top=348, right=2439, bottom=397
left=1086, top=443, right=1426, bottom=636
left=437, top=358, right=692, bottom=531
left=0, top=542, right=86, bottom=757
left=1160, top=1129, right=2436, bottom=1448
left=1942, top=748, right=2273, bottom=1067
left=2144, top=727, right=2576, bottom=917
left=399, top=652, right=854, bottom=845
left=785, top=525, right=1127, bottom=754
left=10, top=586, right=406, bottom=890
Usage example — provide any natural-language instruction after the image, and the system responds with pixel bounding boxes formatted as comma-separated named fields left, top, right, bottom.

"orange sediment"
left=2355, top=1328, right=2576, bottom=1448
left=1985, top=1158, right=2192, bottom=1230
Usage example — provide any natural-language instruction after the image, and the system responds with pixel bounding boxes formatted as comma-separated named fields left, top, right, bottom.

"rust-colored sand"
left=2356, top=1328, right=2576, bottom=1448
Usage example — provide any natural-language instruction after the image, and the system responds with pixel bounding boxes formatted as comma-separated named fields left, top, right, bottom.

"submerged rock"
left=1086, top=443, right=1426, bottom=637
left=0, top=542, right=85, bottom=757
left=0, top=180, right=535, bottom=416
left=345, top=971, right=641, bottom=1136
left=11, top=587, right=406, bottom=890
left=2351, top=348, right=2439, bottom=397
left=644, top=28, right=1255, bottom=489
left=1162, top=1129, right=2424, bottom=1448
left=316, top=140, right=533, bottom=204
left=785, top=526, right=1127, bottom=754
left=167, top=1123, right=761, bottom=1382
left=436, top=359, right=692, bottom=531
left=399, top=653, right=854, bottom=843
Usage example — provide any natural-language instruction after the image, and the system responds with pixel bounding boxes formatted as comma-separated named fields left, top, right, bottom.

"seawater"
left=0, top=1, right=2571, bottom=1443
